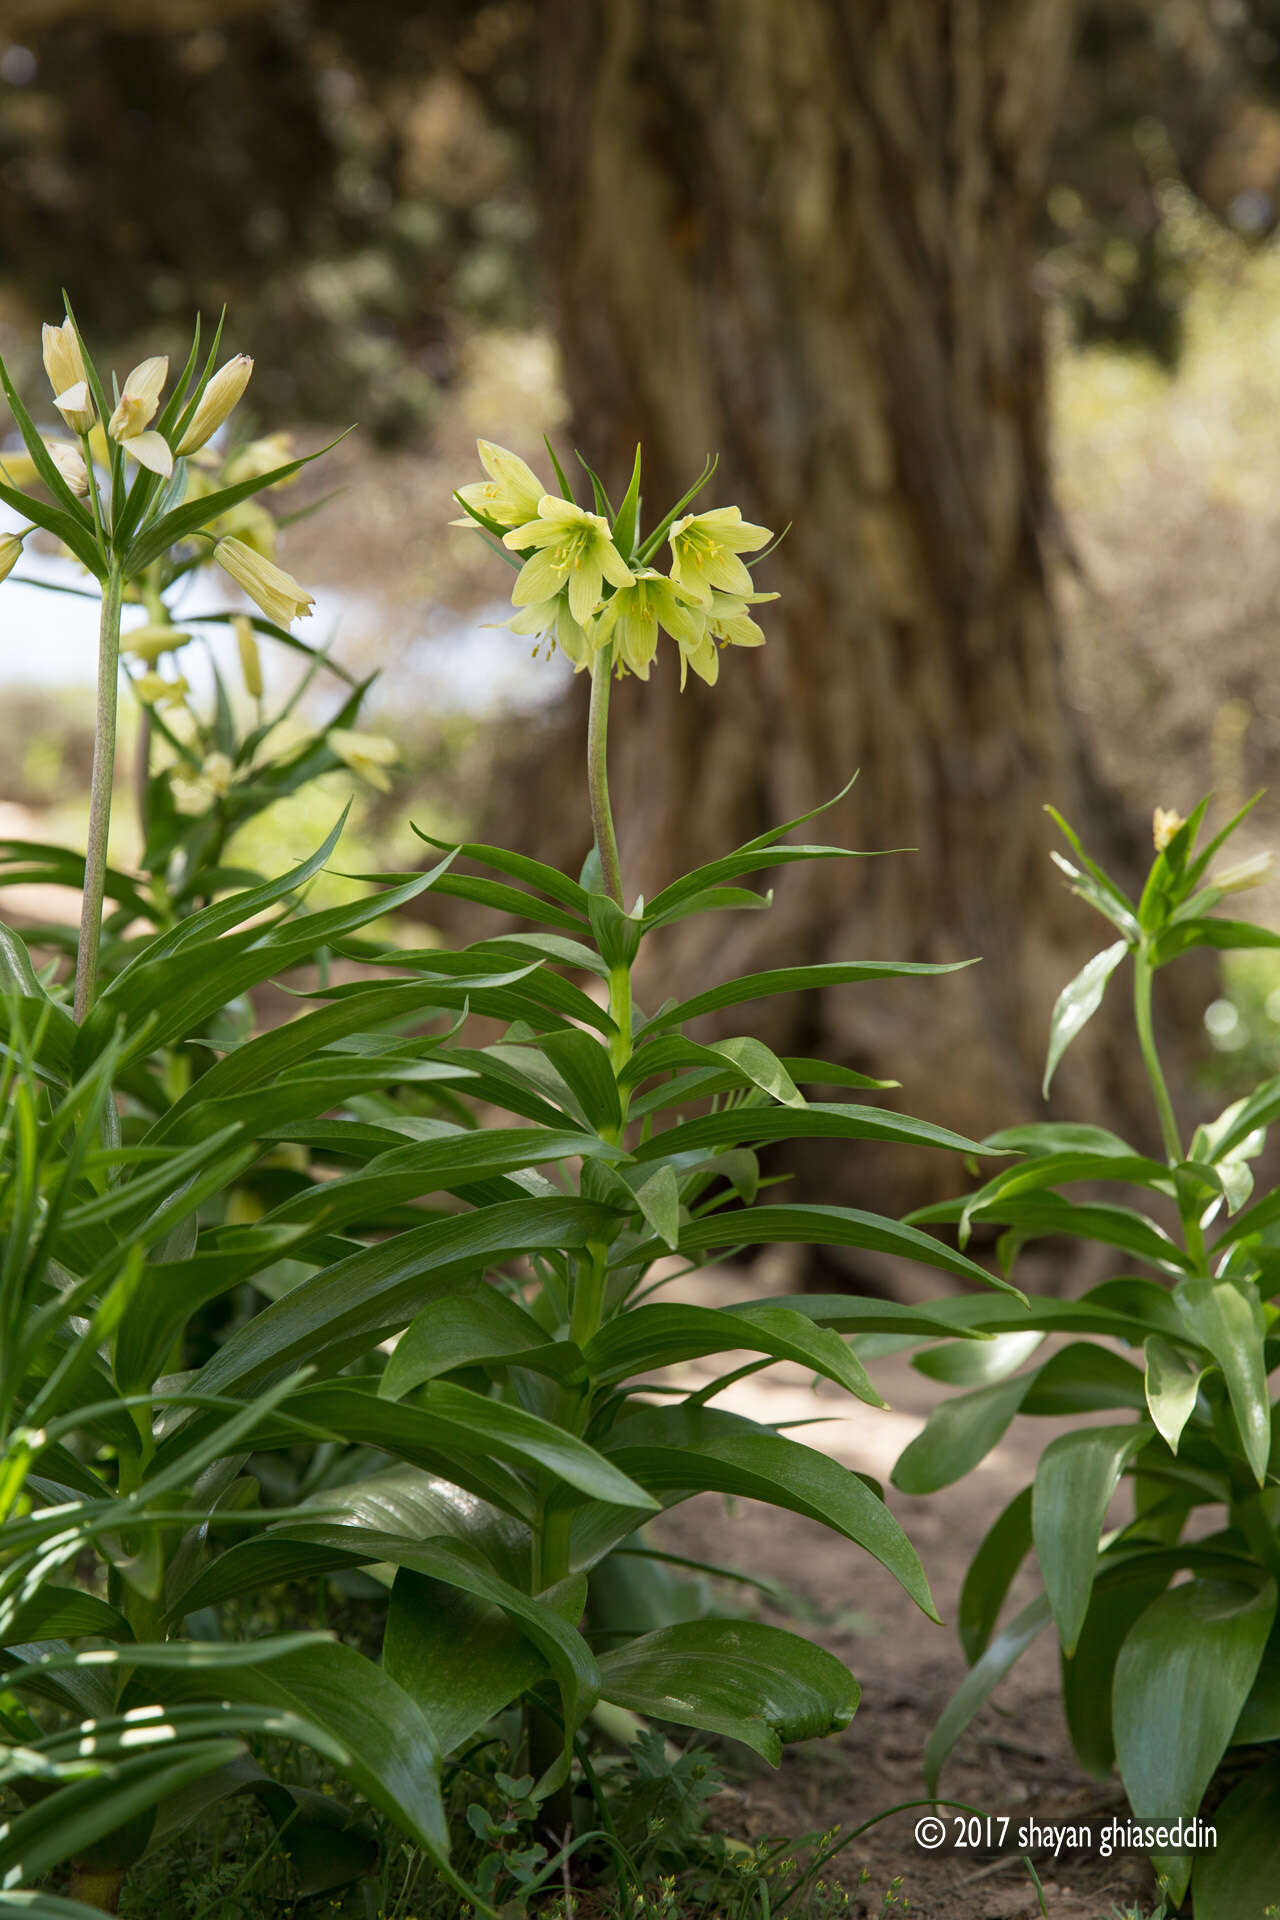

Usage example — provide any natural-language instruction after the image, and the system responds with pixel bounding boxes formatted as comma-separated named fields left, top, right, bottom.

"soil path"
left=650, top=1267, right=1163, bottom=1920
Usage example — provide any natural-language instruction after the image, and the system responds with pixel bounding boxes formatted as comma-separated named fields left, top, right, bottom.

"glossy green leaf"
left=673, top=1204, right=1012, bottom=1294
left=1113, top=1575, right=1276, bottom=1901
left=1151, top=918, right=1280, bottom=964
left=641, top=960, right=974, bottom=1035
left=957, top=1487, right=1032, bottom=1664
left=596, top=1619, right=858, bottom=1765
left=1173, top=1275, right=1271, bottom=1484
left=1033, top=1424, right=1152, bottom=1653
left=381, top=1286, right=580, bottom=1400
left=912, top=1330, right=1045, bottom=1387
left=892, top=1374, right=1032, bottom=1496
left=632, top=1102, right=989, bottom=1165
left=163, top=1640, right=451, bottom=1866
left=535, top=1028, right=623, bottom=1133
left=1191, top=1757, right=1280, bottom=1920
left=1042, top=940, right=1129, bottom=1094
left=1061, top=1558, right=1172, bottom=1778
left=601, top=1404, right=936, bottom=1619
left=1143, top=1335, right=1205, bottom=1454
left=385, top=1566, right=587, bottom=1761
left=583, top=1302, right=884, bottom=1405
left=187, top=1196, right=617, bottom=1396
left=631, top=1164, right=680, bottom=1250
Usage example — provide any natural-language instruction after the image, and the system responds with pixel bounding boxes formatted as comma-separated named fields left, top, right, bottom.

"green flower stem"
left=587, top=647, right=622, bottom=906
left=1133, top=952, right=1182, bottom=1165
left=75, top=562, right=124, bottom=1023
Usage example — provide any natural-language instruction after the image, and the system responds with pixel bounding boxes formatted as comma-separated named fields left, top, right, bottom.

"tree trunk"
left=486, top=0, right=1145, bottom=1223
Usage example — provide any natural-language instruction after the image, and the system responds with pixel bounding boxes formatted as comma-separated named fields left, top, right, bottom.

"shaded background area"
left=7, top=0, right=1280, bottom=1224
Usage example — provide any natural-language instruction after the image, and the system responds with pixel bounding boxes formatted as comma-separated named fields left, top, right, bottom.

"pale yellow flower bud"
left=44, top=439, right=89, bottom=496
left=170, top=750, right=234, bottom=815
left=328, top=728, right=399, bottom=792
left=213, top=535, right=314, bottom=629
left=41, top=318, right=86, bottom=401
left=108, top=356, right=173, bottom=476
left=234, top=614, right=263, bottom=697
left=53, top=378, right=96, bottom=438
left=221, top=432, right=295, bottom=488
left=1211, top=851, right=1274, bottom=894
left=121, top=623, right=192, bottom=665
left=0, top=532, right=26, bottom=583
left=176, top=354, right=254, bottom=457
left=135, top=672, right=190, bottom=710
left=1152, top=807, right=1185, bottom=852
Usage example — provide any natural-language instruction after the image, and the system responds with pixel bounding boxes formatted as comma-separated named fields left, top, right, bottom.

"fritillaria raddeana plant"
left=0, top=306, right=326, bottom=1023
left=0, top=388, right=1013, bottom=1916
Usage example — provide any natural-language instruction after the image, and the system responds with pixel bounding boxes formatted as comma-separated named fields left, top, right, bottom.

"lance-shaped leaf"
left=596, top=1619, right=859, bottom=1765
left=1042, top=940, right=1129, bottom=1095
left=925, top=1594, right=1053, bottom=1794
left=1173, top=1275, right=1271, bottom=1485
left=1143, top=1335, right=1205, bottom=1454
left=599, top=1404, right=936, bottom=1619
left=1033, top=1424, right=1153, bottom=1654
left=1113, top=1575, right=1276, bottom=1904
left=582, top=1302, right=883, bottom=1405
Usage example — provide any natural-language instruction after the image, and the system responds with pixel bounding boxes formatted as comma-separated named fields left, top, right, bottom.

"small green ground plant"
left=0, top=321, right=1015, bottom=1917
left=893, top=799, right=1280, bottom=1919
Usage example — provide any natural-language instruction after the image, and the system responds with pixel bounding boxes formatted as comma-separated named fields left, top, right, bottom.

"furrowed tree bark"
left=490, top=0, right=1149, bottom=1227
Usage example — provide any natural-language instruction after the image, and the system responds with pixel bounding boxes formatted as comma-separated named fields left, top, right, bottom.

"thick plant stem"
left=1133, top=953, right=1181, bottom=1165
left=75, top=564, right=124, bottom=1023
left=587, top=649, right=622, bottom=905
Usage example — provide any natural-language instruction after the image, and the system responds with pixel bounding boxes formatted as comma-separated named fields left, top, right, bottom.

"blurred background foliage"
left=10, top=0, right=1280, bottom=1209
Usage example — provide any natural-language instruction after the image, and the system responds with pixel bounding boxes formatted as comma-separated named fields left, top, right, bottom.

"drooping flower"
left=672, top=588, right=776, bottom=690
left=44, top=440, right=89, bottom=496
left=668, top=505, right=772, bottom=606
left=0, top=532, right=26, bottom=583
left=135, top=672, right=190, bottom=710
left=592, top=568, right=706, bottom=681
left=107, top=356, right=173, bottom=476
left=504, top=594, right=600, bottom=671
left=221, top=432, right=296, bottom=487
left=234, top=614, right=263, bottom=698
left=122, top=623, right=192, bottom=665
left=503, top=497, right=634, bottom=627
left=213, top=536, right=314, bottom=628
left=455, top=440, right=546, bottom=530
left=328, top=728, right=399, bottom=792
left=176, top=354, right=254, bottom=456
left=170, top=751, right=234, bottom=814
left=1152, top=807, right=1185, bottom=852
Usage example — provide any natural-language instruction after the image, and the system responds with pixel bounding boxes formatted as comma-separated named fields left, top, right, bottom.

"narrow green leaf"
left=924, top=1595, right=1053, bottom=1794
left=957, top=1487, right=1033, bottom=1664
left=1033, top=1424, right=1152, bottom=1654
left=1043, top=940, right=1129, bottom=1095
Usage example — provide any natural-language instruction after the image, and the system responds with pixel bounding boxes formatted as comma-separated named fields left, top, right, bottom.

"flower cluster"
left=454, top=440, right=776, bottom=686
left=1, top=311, right=314, bottom=636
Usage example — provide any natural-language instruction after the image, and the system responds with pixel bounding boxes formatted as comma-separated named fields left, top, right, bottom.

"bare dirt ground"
left=650, top=1262, right=1163, bottom=1920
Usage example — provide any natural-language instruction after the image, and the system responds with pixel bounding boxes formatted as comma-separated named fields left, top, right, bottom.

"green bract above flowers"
left=504, top=496, right=634, bottom=627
